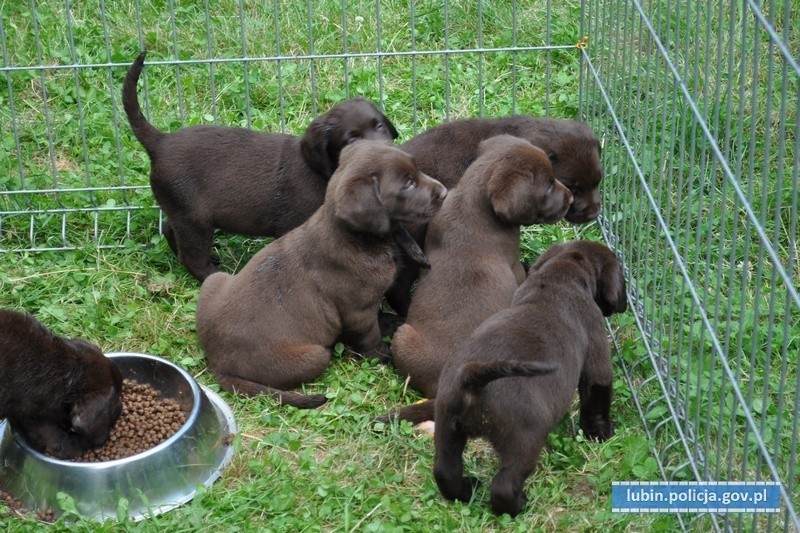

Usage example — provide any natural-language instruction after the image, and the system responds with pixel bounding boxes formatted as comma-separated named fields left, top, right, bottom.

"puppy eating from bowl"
left=388, top=135, right=573, bottom=420
left=123, top=51, right=400, bottom=281
left=432, top=240, right=627, bottom=516
left=0, top=309, right=123, bottom=459
left=195, top=140, right=447, bottom=408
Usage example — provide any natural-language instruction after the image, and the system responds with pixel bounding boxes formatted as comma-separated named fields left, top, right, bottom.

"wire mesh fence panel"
left=581, top=0, right=798, bottom=530
left=1, top=1, right=582, bottom=252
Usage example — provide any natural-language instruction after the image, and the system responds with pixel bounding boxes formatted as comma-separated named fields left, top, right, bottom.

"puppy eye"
left=547, top=183, right=554, bottom=194
left=346, top=136, right=358, bottom=145
left=402, top=177, right=416, bottom=190
left=548, top=151, right=557, bottom=162
left=376, top=122, right=384, bottom=130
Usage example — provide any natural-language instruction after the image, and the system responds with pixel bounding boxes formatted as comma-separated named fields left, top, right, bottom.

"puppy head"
left=300, top=97, right=399, bottom=178
left=331, top=140, right=447, bottom=236
left=524, top=120, right=603, bottom=224
left=481, top=135, right=573, bottom=225
left=66, top=339, right=124, bottom=448
left=16, top=420, right=88, bottom=459
left=532, top=240, right=627, bottom=316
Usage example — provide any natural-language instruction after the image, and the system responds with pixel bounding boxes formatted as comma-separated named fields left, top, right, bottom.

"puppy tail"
left=271, top=389, right=328, bottom=409
left=376, top=399, right=436, bottom=425
left=217, top=375, right=328, bottom=409
left=458, top=360, right=556, bottom=392
left=122, top=50, right=165, bottom=156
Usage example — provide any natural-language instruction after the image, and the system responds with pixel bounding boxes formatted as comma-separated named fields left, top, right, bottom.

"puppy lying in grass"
left=433, top=240, right=627, bottom=516
left=0, top=309, right=123, bottom=459
left=196, top=140, right=447, bottom=408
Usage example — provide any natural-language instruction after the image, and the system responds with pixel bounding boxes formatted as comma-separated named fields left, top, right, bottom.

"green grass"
left=0, top=240, right=673, bottom=532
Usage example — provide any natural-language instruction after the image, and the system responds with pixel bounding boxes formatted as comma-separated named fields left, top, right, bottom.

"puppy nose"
left=436, top=185, right=448, bottom=203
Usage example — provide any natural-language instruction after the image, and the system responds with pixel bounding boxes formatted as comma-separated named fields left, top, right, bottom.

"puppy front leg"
left=578, top=341, right=615, bottom=441
left=341, top=313, right=391, bottom=364
left=433, top=420, right=477, bottom=503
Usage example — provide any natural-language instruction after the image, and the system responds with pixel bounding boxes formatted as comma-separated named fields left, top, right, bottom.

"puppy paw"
left=436, top=474, right=479, bottom=502
left=452, top=477, right=480, bottom=503
left=377, top=311, right=405, bottom=338
left=364, top=342, right=393, bottom=365
left=491, top=490, right=527, bottom=517
left=414, top=420, right=435, bottom=435
left=582, top=418, right=616, bottom=442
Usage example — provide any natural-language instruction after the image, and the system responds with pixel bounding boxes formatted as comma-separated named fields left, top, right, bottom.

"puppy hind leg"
left=433, top=420, right=478, bottom=503
left=489, top=436, right=544, bottom=517
left=168, top=218, right=218, bottom=281
left=578, top=342, right=616, bottom=441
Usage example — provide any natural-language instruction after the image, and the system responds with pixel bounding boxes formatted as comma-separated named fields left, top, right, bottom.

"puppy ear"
left=380, top=111, right=399, bottom=140
left=487, top=169, right=537, bottom=224
left=334, top=175, right=391, bottom=236
left=596, top=256, right=627, bottom=316
left=300, top=118, right=334, bottom=178
left=70, top=387, right=118, bottom=446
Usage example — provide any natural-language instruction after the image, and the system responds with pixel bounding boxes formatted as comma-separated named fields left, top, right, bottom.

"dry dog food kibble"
left=74, top=379, right=187, bottom=462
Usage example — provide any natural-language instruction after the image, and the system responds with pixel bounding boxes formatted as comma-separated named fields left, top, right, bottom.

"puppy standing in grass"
left=388, top=116, right=604, bottom=316
left=0, top=309, right=123, bottom=459
left=123, top=51, right=400, bottom=281
left=433, top=240, right=627, bottom=516
left=196, top=140, right=447, bottom=408
left=390, top=135, right=573, bottom=415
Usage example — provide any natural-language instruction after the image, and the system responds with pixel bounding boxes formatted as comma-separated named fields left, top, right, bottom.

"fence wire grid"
left=1, top=1, right=798, bottom=531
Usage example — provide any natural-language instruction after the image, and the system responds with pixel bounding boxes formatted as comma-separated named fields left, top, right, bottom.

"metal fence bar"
left=0, top=45, right=577, bottom=73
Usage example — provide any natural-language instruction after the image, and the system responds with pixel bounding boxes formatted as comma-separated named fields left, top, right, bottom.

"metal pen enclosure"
left=1, top=1, right=797, bottom=530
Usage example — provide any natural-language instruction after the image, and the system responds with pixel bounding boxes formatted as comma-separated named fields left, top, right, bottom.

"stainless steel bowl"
left=0, top=352, right=236, bottom=521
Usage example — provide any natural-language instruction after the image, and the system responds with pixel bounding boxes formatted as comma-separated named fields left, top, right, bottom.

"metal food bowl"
left=0, top=352, right=236, bottom=521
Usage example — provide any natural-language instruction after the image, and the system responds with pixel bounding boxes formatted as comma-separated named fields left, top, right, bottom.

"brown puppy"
left=123, top=51, right=399, bottom=281
left=402, top=116, right=602, bottom=223
left=196, top=140, right=447, bottom=408
left=387, top=116, right=603, bottom=316
left=0, top=310, right=123, bottom=459
left=391, top=135, right=573, bottom=401
left=433, top=240, right=627, bottom=516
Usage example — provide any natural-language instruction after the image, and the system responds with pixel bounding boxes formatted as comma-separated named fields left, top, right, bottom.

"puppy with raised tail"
left=433, top=240, right=627, bottom=516
left=123, top=51, right=400, bottom=281
left=390, top=135, right=573, bottom=409
left=196, top=140, right=447, bottom=408
left=0, top=309, right=123, bottom=459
